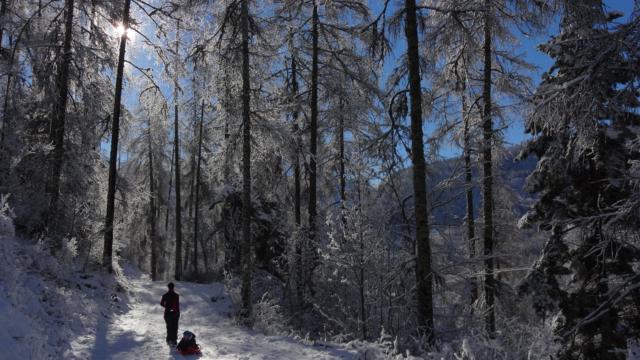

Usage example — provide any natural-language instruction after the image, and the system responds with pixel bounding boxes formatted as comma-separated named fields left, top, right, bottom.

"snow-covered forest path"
left=68, top=271, right=358, bottom=360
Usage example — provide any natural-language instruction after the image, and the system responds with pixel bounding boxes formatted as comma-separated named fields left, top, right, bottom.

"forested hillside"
left=0, top=0, right=639, bottom=358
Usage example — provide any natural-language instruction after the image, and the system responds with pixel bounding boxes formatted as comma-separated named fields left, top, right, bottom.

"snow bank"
left=0, top=231, right=130, bottom=359
left=0, top=289, right=51, bottom=358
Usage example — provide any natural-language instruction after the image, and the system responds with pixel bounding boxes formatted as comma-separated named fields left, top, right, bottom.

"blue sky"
left=113, top=1, right=636, bottom=161
left=368, top=0, right=635, bottom=158
left=503, top=0, right=635, bottom=147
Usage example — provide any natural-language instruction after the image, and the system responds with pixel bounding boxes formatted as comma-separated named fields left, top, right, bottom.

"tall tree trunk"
left=339, top=99, right=346, bottom=201
left=359, top=247, right=366, bottom=339
left=357, top=175, right=367, bottom=340
left=46, top=0, right=75, bottom=233
left=165, top=146, right=174, bottom=233
left=188, top=73, right=198, bottom=273
left=462, top=92, right=477, bottom=305
left=212, top=234, right=217, bottom=267
left=292, top=56, right=301, bottom=227
left=294, top=154, right=301, bottom=225
left=0, top=0, right=7, bottom=50
left=338, top=98, right=347, bottom=229
left=223, top=73, right=231, bottom=182
left=291, top=56, right=304, bottom=309
left=0, top=67, right=11, bottom=151
left=103, top=0, right=131, bottom=272
left=173, top=20, right=183, bottom=281
left=0, top=1, right=13, bottom=183
left=306, top=0, right=319, bottom=301
left=201, top=234, right=209, bottom=273
left=148, top=122, right=158, bottom=281
left=240, top=0, right=253, bottom=320
left=193, top=99, right=204, bottom=276
left=482, top=0, right=496, bottom=338
left=404, top=0, right=434, bottom=343
left=183, top=241, right=190, bottom=272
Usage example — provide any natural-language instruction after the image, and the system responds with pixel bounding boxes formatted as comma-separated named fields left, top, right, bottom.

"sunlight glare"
left=115, top=23, right=135, bottom=40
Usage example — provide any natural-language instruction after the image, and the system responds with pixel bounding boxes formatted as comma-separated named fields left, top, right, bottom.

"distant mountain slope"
left=379, top=145, right=537, bottom=227
left=434, top=145, right=537, bottom=226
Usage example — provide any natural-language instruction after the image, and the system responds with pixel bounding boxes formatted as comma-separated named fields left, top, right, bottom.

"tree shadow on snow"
left=89, top=315, right=146, bottom=360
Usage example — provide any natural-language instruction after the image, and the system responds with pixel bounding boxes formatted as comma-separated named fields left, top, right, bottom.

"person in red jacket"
left=160, top=282, right=180, bottom=345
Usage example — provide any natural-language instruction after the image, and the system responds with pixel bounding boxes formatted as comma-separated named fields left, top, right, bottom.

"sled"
left=176, top=344, right=202, bottom=356
left=176, top=330, right=202, bottom=356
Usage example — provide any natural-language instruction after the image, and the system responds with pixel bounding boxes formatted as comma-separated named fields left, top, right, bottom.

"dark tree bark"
left=462, top=92, right=477, bottom=305
left=223, top=71, right=231, bottom=181
left=339, top=106, right=346, bottom=204
left=339, top=98, right=346, bottom=218
left=359, top=231, right=366, bottom=339
left=357, top=176, right=367, bottom=340
left=187, top=72, right=198, bottom=274
left=294, top=154, right=301, bottom=224
left=46, top=0, right=75, bottom=232
left=173, top=20, right=183, bottom=281
left=165, top=146, right=174, bottom=233
left=0, top=69, right=10, bottom=150
left=0, top=0, right=7, bottom=51
left=404, top=0, right=434, bottom=343
left=481, top=0, right=496, bottom=337
left=305, top=0, right=319, bottom=301
left=292, top=56, right=301, bottom=227
left=0, top=76, right=11, bottom=180
left=201, top=233, right=209, bottom=273
left=240, top=0, right=253, bottom=320
left=193, top=99, right=204, bottom=276
left=184, top=241, right=190, bottom=272
left=0, top=1, right=14, bottom=182
left=187, top=129, right=196, bottom=265
left=148, top=120, right=158, bottom=281
left=291, top=56, right=304, bottom=309
left=103, top=0, right=131, bottom=272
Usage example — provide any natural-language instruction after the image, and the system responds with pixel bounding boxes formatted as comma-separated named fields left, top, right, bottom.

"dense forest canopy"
left=0, top=0, right=639, bottom=358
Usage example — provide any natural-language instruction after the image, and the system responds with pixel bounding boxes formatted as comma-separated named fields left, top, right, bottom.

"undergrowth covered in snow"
left=0, top=207, right=130, bottom=358
left=0, top=202, right=576, bottom=359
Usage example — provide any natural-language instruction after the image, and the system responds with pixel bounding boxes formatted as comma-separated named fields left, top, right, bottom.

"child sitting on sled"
left=176, top=330, right=202, bottom=355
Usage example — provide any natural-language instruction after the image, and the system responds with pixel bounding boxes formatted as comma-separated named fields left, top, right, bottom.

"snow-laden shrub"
left=224, top=271, right=288, bottom=334
left=253, top=291, right=286, bottom=335
left=346, top=327, right=425, bottom=360
left=60, top=237, right=79, bottom=266
left=32, top=234, right=82, bottom=278
left=445, top=319, right=558, bottom=360
left=34, top=234, right=68, bottom=276
left=224, top=272, right=243, bottom=312
left=0, top=194, right=15, bottom=237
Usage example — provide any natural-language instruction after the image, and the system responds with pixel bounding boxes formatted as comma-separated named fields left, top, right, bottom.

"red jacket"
left=161, top=290, right=180, bottom=314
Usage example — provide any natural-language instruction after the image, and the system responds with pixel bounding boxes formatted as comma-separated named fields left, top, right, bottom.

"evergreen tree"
left=519, top=2, right=640, bottom=358
left=45, top=0, right=75, bottom=234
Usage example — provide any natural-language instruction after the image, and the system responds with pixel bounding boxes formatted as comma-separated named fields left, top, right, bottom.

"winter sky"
left=114, top=0, right=636, bottom=161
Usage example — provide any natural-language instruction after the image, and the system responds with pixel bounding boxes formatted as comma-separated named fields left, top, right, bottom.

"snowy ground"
left=67, top=270, right=359, bottom=360
left=0, top=223, right=370, bottom=360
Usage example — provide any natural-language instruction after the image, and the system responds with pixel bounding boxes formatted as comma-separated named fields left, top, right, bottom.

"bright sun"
left=115, top=24, right=135, bottom=40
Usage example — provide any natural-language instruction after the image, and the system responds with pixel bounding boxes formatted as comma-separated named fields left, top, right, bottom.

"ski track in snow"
left=68, top=274, right=357, bottom=360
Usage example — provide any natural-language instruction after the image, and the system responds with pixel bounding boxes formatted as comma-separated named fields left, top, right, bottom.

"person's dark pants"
left=164, top=311, right=179, bottom=344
